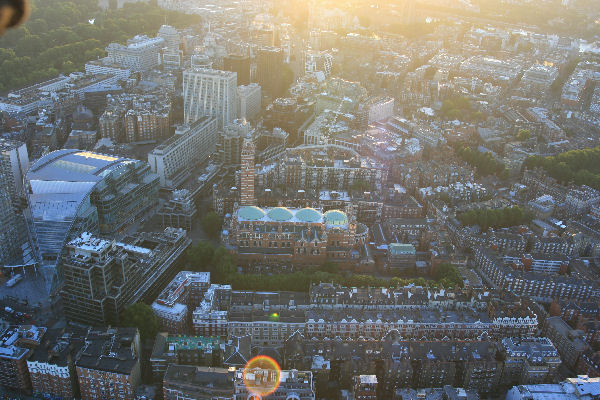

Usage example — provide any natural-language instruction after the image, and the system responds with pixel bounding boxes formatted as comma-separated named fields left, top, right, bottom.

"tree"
left=186, top=241, right=214, bottom=271
left=320, top=261, right=338, bottom=274
left=516, top=129, right=530, bottom=141
left=202, top=211, right=222, bottom=239
left=120, top=303, right=159, bottom=341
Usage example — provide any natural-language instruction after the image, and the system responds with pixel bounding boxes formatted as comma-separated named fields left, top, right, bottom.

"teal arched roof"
left=238, top=206, right=266, bottom=221
left=296, top=208, right=322, bottom=223
left=324, top=210, right=349, bottom=226
left=267, top=207, right=294, bottom=222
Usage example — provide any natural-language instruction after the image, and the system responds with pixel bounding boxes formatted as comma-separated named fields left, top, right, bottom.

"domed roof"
left=296, top=208, right=322, bottom=223
left=324, top=210, right=349, bottom=226
left=238, top=206, right=266, bottom=221
left=267, top=207, right=294, bottom=222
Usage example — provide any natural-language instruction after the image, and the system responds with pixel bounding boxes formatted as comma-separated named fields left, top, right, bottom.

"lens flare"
left=242, top=355, right=282, bottom=397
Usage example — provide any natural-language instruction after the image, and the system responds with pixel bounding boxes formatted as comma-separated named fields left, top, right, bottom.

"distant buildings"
left=61, top=228, right=190, bottom=326
left=148, top=116, right=218, bottom=188
left=183, top=68, right=237, bottom=130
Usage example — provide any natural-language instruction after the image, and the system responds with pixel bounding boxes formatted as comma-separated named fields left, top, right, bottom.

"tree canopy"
left=524, top=146, right=600, bottom=190
left=454, top=144, right=509, bottom=179
left=0, top=0, right=199, bottom=91
left=201, top=211, right=223, bottom=239
left=119, top=303, right=159, bottom=341
left=458, top=206, right=530, bottom=231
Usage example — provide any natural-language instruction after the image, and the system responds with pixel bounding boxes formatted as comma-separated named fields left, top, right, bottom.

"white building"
left=183, top=68, right=237, bottom=129
left=85, top=58, right=131, bottom=80
left=148, top=116, right=218, bottom=188
left=305, top=50, right=333, bottom=77
left=237, top=83, right=261, bottom=121
left=106, top=35, right=165, bottom=72
left=506, top=376, right=600, bottom=400
left=157, top=25, right=180, bottom=52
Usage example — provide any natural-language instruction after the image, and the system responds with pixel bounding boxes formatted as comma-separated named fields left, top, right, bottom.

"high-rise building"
left=217, top=119, right=251, bottom=169
left=25, top=150, right=159, bottom=289
left=0, top=188, right=21, bottom=265
left=0, top=139, right=29, bottom=206
left=183, top=68, right=237, bottom=130
left=237, top=83, right=262, bottom=121
left=157, top=25, right=181, bottom=52
left=239, top=136, right=256, bottom=206
left=256, top=47, right=284, bottom=97
left=148, top=117, right=218, bottom=188
left=61, top=228, right=191, bottom=326
left=224, top=54, right=251, bottom=86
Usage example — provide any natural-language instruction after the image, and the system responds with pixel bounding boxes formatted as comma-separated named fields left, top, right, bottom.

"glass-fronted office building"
left=25, top=150, right=159, bottom=290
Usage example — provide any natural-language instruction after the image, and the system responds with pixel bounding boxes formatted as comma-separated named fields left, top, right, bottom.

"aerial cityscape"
left=0, top=0, right=600, bottom=398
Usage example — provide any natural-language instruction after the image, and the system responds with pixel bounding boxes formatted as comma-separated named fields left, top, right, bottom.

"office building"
left=0, top=139, right=29, bottom=206
left=148, top=116, right=218, bottom=188
left=0, top=188, right=21, bottom=265
left=256, top=47, right=284, bottom=97
left=106, top=35, right=165, bottom=72
left=61, top=228, right=191, bottom=326
left=163, top=365, right=235, bottom=400
left=183, top=68, right=237, bottom=130
left=217, top=119, right=251, bottom=168
left=224, top=54, right=251, bottom=86
left=237, top=83, right=262, bottom=120
left=157, top=25, right=180, bottom=52
left=25, top=150, right=160, bottom=268
left=76, top=328, right=141, bottom=400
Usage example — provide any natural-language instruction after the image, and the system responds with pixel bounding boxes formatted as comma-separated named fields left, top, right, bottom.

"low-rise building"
left=163, top=365, right=235, bottom=400
left=76, top=328, right=141, bottom=400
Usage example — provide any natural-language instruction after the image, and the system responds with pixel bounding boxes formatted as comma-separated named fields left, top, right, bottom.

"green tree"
left=120, top=303, right=159, bottom=341
left=320, top=261, right=339, bottom=274
left=186, top=241, right=214, bottom=271
left=202, top=212, right=222, bottom=239
left=516, top=129, right=530, bottom=141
